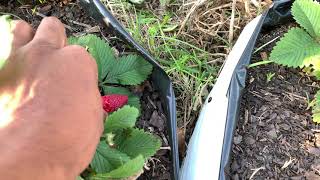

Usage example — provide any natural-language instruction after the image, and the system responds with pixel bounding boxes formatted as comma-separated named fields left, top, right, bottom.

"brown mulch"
left=135, top=81, right=172, bottom=180
left=230, top=25, right=320, bottom=179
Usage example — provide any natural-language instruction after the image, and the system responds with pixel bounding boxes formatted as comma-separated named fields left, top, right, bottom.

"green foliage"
left=90, top=106, right=161, bottom=179
left=292, top=0, right=320, bottom=38
left=104, top=105, right=139, bottom=133
left=116, top=128, right=162, bottom=158
left=266, top=72, right=275, bottom=83
left=68, top=35, right=152, bottom=85
left=270, top=0, right=320, bottom=69
left=269, top=0, right=320, bottom=123
left=270, top=27, right=320, bottom=68
left=105, top=55, right=152, bottom=85
left=91, top=155, right=144, bottom=180
left=91, top=142, right=131, bottom=173
left=77, top=176, right=85, bottom=180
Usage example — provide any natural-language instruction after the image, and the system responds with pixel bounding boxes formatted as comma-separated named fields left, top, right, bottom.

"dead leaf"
left=260, top=52, right=268, bottom=60
left=178, top=128, right=186, bottom=158
left=149, top=111, right=165, bottom=131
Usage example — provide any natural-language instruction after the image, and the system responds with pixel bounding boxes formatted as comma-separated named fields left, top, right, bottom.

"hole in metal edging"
left=208, top=97, right=212, bottom=103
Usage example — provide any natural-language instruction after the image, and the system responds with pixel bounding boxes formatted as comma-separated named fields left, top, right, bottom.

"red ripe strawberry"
left=102, top=94, right=128, bottom=113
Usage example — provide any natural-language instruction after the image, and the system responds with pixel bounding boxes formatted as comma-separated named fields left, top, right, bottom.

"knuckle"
left=66, top=45, right=92, bottom=63
left=64, top=45, right=98, bottom=75
left=67, top=45, right=88, bottom=54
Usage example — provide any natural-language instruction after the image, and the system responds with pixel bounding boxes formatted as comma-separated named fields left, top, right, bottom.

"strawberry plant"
left=270, top=0, right=320, bottom=123
left=69, top=35, right=161, bottom=179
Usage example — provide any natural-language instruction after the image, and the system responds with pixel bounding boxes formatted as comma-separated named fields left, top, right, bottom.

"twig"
left=243, top=0, right=251, bottom=17
left=312, top=166, right=320, bottom=175
left=250, top=0, right=260, bottom=8
left=249, top=166, right=265, bottom=179
left=35, top=12, right=73, bottom=31
left=228, top=0, right=237, bottom=46
left=69, top=20, right=91, bottom=28
left=281, top=157, right=295, bottom=170
left=206, top=3, right=232, bottom=13
left=160, top=146, right=171, bottom=150
left=311, top=129, right=320, bottom=133
left=283, top=91, right=307, bottom=101
left=178, top=0, right=207, bottom=34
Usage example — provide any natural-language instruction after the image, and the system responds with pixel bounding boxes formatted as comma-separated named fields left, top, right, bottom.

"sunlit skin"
left=0, top=17, right=104, bottom=180
left=0, top=16, right=13, bottom=63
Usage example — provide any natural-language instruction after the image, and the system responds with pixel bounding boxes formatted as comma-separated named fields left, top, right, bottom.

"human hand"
left=0, top=17, right=104, bottom=180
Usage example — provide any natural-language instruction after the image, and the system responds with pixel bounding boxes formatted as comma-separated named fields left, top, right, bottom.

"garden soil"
left=0, top=1, right=171, bottom=180
left=230, top=24, right=320, bottom=179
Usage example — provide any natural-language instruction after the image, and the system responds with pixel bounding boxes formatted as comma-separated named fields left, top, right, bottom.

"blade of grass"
left=253, top=36, right=280, bottom=54
left=247, top=60, right=273, bottom=68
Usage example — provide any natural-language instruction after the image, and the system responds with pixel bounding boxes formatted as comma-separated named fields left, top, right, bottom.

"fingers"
left=32, top=17, right=66, bottom=49
left=11, top=20, right=34, bottom=51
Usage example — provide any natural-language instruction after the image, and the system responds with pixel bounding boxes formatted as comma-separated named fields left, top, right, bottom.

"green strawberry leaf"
left=68, top=34, right=152, bottom=86
left=270, top=27, right=320, bottom=68
left=104, top=106, right=139, bottom=133
left=68, top=35, right=116, bottom=82
left=105, top=55, right=153, bottom=85
left=91, top=155, right=144, bottom=179
left=102, top=86, right=141, bottom=110
left=292, top=0, right=320, bottom=38
left=91, top=142, right=131, bottom=173
left=312, top=90, right=320, bottom=123
left=76, top=176, right=85, bottom=180
left=116, top=128, right=161, bottom=159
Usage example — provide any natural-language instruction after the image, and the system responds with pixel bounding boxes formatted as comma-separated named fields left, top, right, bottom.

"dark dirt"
left=0, top=1, right=171, bottom=179
left=135, top=81, right=172, bottom=180
left=230, top=24, right=320, bottom=179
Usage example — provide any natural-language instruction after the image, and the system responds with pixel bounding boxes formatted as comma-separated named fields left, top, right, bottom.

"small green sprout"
left=266, top=72, right=275, bottom=83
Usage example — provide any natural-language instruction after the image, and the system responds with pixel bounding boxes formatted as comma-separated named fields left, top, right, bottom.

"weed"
left=266, top=72, right=275, bottom=83
left=248, top=60, right=273, bottom=68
